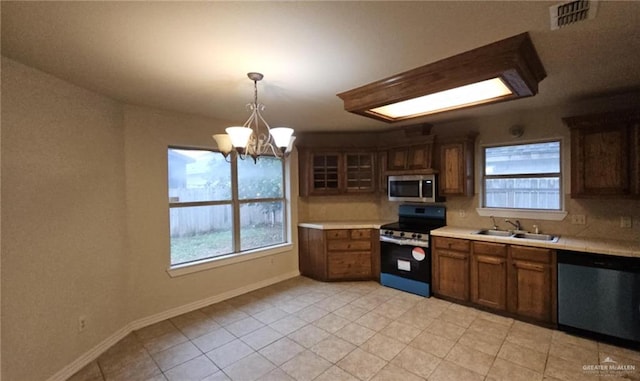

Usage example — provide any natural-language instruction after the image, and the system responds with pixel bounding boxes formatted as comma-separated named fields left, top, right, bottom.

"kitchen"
left=2, top=2, right=640, bottom=381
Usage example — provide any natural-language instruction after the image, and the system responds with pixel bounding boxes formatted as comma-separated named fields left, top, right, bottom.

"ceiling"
left=2, top=1, right=639, bottom=132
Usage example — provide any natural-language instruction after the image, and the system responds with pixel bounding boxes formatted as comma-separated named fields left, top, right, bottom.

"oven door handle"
left=380, top=235, right=429, bottom=248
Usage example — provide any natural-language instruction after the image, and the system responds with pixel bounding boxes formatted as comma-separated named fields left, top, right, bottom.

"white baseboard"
left=47, top=270, right=300, bottom=381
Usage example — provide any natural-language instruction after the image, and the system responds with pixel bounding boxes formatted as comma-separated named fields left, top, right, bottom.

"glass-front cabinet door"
left=345, top=153, right=375, bottom=193
left=310, top=152, right=341, bottom=194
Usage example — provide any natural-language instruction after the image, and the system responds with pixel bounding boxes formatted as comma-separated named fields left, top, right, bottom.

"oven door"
left=380, top=240, right=430, bottom=283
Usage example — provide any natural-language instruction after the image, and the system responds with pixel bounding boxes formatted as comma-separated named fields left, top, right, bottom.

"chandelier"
left=213, top=72, right=295, bottom=162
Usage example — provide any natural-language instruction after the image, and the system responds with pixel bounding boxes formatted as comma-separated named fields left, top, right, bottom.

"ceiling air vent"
left=550, top=0, right=598, bottom=30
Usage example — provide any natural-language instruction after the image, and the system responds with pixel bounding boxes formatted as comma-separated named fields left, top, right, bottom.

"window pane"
left=485, top=177, right=560, bottom=210
left=170, top=205, right=233, bottom=265
left=485, top=142, right=560, bottom=175
left=238, top=156, right=283, bottom=200
left=240, top=201, right=285, bottom=251
left=168, top=149, right=231, bottom=202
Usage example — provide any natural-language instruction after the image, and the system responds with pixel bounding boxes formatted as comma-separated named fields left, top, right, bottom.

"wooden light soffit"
left=337, top=32, right=547, bottom=123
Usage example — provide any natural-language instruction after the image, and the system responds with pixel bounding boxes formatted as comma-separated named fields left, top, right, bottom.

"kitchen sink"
left=474, top=229, right=514, bottom=237
left=512, top=232, right=559, bottom=242
left=473, top=229, right=559, bottom=242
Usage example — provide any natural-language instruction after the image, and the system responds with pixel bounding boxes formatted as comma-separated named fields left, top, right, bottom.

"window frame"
left=167, top=145, right=291, bottom=276
left=477, top=138, right=568, bottom=221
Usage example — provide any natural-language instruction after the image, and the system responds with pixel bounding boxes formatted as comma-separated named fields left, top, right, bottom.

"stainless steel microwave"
left=388, top=174, right=439, bottom=203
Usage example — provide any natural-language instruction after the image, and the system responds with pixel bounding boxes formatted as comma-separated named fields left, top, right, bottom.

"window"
left=168, top=148, right=286, bottom=267
left=483, top=141, right=561, bottom=210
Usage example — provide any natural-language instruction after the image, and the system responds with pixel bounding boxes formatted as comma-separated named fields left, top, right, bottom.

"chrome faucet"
left=490, top=216, right=499, bottom=230
left=505, top=219, right=521, bottom=231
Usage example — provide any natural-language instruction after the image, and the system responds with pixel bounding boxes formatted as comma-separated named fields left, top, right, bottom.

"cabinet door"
left=298, top=228, right=326, bottom=280
left=507, top=246, right=553, bottom=322
left=470, top=242, right=507, bottom=310
left=433, top=250, right=469, bottom=301
left=310, top=152, right=342, bottom=195
left=432, top=238, right=470, bottom=302
left=407, top=144, right=432, bottom=169
left=345, top=153, right=376, bottom=193
left=572, top=125, right=629, bottom=196
left=387, top=147, right=408, bottom=170
left=565, top=110, right=640, bottom=198
left=440, top=137, right=474, bottom=196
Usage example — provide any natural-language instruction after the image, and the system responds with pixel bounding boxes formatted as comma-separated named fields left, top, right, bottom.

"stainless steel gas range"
left=379, top=204, right=446, bottom=297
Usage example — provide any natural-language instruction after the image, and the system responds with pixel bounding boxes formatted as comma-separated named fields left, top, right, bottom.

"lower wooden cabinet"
left=432, top=236, right=557, bottom=324
left=432, top=237, right=470, bottom=301
left=298, top=227, right=326, bottom=280
left=298, top=227, right=378, bottom=281
left=470, top=241, right=507, bottom=310
left=507, top=245, right=556, bottom=323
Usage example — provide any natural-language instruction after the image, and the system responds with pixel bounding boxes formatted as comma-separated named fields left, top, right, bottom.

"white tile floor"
left=68, top=276, right=640, bottom=381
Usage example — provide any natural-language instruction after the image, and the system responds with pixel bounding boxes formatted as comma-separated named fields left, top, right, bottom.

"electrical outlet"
left=78, top=316, right=87, bottom=332
left=620, top=216, right=632, bottom=228
left=458, top=209, right=466, bottom=218
left=571, top=214, right=586, bottom=225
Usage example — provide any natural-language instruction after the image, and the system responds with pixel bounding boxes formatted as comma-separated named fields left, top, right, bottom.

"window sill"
left=167, top=243, right=294, bottom=278
left=476, top=208, right=568, bottom=221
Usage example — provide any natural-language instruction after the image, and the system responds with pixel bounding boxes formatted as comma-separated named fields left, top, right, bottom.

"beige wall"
left=123, top=105, right=300, bottom=322
left=300, top=93, right=640, bottom=242
left=1, top=57, right=129, bottom=381
left=433, top=94, right=640, bottom=242
left=1, top=58, right=300, bottom=381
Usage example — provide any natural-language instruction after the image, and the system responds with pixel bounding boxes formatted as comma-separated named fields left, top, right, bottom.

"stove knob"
left=416, top=234, right=423, bottom=239
left=411, top=233, right=417, bottom=239
left=399, top=232, right=405, bottom=237
left=385, top=230, right=393, bottom=236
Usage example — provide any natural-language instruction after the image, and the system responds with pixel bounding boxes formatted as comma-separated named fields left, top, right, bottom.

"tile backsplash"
left=299, top=194, right=639, bottom=242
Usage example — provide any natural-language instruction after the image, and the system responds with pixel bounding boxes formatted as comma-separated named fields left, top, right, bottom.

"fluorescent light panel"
left=369, top=78, right=512, bottom=119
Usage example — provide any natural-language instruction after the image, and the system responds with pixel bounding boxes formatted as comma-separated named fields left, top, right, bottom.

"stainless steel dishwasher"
left=558, top=250, right=640, bottom=345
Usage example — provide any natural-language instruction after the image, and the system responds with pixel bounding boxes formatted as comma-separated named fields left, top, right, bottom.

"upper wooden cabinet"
left=387, top=139, right=435, bottom=171
left=345, top=153, right=375, bottom=192
left=299, top=149, right=376, bottom=196
left=564, top=110, right=640, bottom=198
left=439, top=135, right=476, bottom=196
left=309, top=152, right=341, bottom=195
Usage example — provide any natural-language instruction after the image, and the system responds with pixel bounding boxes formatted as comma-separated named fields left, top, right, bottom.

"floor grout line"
left=71, top=277, right=639, bottom=381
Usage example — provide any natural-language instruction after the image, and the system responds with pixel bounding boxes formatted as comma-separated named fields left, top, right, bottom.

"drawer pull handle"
left=477, top=255, right=503, bottom=265
left=513, top=262, right=544, bottom=271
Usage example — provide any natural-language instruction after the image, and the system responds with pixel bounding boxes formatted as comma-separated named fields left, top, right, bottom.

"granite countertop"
left=298, top=220, right=393, bottom=230
left=431, top=226, right=640, bottom=258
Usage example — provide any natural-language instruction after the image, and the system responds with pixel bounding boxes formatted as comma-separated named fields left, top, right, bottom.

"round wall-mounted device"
left=509, top=125, right=524, bottom=138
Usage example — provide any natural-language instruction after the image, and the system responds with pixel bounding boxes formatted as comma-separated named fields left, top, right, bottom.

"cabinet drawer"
left=328, top=252, right=371, bottom=278
left=325, top=230, right=349, bottom=240
left=350, top=229, right=372, bottom=239
left=510, top=245, right=552, bottom=263
left=327, top=240, right=372, bottom=251
left=434, top=237, right=470, bottom=252
left=473, top=241, right=507, bottom=257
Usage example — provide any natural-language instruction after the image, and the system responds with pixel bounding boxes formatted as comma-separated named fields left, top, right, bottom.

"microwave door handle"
left=418, top=179, right=422, bottom=198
